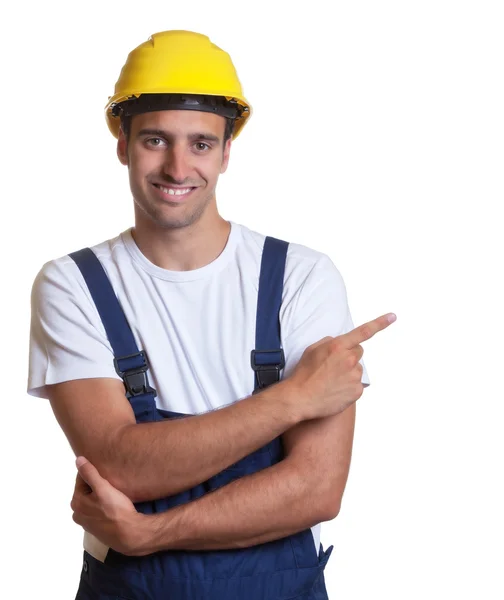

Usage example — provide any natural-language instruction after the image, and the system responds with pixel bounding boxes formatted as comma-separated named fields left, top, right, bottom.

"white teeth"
left=157, top=185, right=192, bottom=196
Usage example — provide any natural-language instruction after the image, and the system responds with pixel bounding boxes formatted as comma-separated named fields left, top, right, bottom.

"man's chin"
left=149, top=209, right=203, bottom=231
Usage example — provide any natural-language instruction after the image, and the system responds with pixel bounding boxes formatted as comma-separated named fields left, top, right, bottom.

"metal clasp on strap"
left=113, top=351, right=157, bottom=399
left=250, top=348, right=285, bottom=394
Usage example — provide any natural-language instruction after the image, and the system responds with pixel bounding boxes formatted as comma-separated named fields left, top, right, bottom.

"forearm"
left=107, top=380, right=302, bottom=502
left=141, top=457, right=331, bottom=553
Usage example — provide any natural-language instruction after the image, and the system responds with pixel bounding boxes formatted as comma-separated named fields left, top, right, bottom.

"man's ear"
left=117, top=127, right=129, bottom=166
left=220, top=138, right=232, bottom=174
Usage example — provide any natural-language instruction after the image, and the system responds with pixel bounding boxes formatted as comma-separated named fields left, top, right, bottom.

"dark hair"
left=119, top=111, right=235, bottom=148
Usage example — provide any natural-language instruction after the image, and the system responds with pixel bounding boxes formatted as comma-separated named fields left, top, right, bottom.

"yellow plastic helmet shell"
left=105, top=30, right=252, bottom=140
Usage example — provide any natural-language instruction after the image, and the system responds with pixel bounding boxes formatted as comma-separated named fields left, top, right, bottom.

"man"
left=27, top=30, right=396, bottom=599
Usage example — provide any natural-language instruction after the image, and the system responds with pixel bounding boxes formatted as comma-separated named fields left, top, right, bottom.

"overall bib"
left=69, top=236, right=333, bottom=600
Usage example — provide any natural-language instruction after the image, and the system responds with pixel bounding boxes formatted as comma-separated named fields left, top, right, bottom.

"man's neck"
left=131, top=217, right=231, bottom=272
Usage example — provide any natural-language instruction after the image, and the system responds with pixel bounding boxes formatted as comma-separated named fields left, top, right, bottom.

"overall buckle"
left=113, top=351, right=157, bottom=399
left=250, top=349, right=285, bottom=393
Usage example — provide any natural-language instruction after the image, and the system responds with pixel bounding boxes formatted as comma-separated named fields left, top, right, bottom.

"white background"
left=1, top=0, right=503, bottom=598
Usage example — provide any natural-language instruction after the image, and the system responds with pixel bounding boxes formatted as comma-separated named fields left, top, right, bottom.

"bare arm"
left=72, top=403, right=356, bottom=554
left=143, top=404, right=355, bottom=552
left=48, top=377, right=301, bottom=503
left=71, top=314, right=394, bottom=555
left=52, top=313, right=390, bottom=505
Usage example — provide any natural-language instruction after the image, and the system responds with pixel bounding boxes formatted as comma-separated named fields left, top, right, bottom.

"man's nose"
left=163, top=145, right=191, bottom=182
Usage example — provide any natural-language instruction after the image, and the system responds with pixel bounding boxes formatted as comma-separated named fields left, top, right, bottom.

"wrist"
left=271, top=379, right=306, bottom=425
left=132, top=513, right=163, bottom=556
left=134, top=509, right=183, bottom=555
left=129, top=513, right=154, bottom=556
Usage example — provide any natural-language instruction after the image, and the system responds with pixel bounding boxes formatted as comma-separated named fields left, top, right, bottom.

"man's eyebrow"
left=188, top=132, right=221, bottom=143
left=136, top=128, right=221, bottom=143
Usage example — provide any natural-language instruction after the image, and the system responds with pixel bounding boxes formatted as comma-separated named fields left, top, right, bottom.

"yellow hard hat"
left=105, top=30, right=252, bottom=140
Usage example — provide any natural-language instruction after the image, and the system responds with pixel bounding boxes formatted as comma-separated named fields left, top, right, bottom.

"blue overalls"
left=69, top=236, right=333, bottom=599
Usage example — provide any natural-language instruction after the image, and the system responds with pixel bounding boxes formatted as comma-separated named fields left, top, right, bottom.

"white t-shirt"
left=27, top=220, right=370, bottom=561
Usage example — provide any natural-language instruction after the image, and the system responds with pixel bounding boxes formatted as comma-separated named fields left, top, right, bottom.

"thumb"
left=75, top=456, right=104, bottom=492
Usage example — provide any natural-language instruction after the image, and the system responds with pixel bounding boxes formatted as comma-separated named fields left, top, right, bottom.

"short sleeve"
left=281, top=254, right=370, bottom=387
left=27, top=259, right=122, bottom=399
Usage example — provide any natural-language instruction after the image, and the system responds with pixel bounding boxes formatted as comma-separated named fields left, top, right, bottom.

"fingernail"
left=76, top=456, right=86, bottom=468
left=387, top=313, right=397, bottom=323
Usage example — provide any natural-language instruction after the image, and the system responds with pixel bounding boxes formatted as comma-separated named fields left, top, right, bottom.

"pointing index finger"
left=339, top=313, right=396, bottom=349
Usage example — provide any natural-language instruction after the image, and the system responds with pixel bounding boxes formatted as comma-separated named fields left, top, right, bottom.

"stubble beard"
left=133, top=184, right=215, bottom=231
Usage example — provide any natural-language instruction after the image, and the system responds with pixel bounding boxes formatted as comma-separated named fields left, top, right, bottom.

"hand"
left=288, top=312, right=396, bottom=420
left=71, top=456, right=150, bottom=556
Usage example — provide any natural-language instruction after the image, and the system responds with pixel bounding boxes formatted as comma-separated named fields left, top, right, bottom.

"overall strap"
left=251, top=236, right=289, bottom=394
left=68, top=248, right=157, bottom=409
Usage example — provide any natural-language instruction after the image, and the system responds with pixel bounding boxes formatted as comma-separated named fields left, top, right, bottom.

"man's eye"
left=146, top=138, right=164, bottom=147
left=195, top=142, right=210, bottom=151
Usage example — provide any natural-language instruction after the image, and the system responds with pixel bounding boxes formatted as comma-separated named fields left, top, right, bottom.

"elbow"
left=101, top=465, right=135, bottom=499
left=300, top=483, right=341, bottom=524
left=82, top=426, right=137, bottom=501
left=291, top=464, right=342, bottom=524
left=84, top=458, right=135, bottom=500
left=317, top=491, right=342, bottom=522
left=321, top=502, right=341, bottom=522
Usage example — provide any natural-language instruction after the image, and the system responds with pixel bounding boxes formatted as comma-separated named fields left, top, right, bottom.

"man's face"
left=117, top=109, right=231, bottom=230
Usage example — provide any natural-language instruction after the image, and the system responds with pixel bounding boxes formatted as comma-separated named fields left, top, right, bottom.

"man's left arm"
left=138, top=256, right=365, bottom=551
left=72, top=391, right=357, bottom=555
left=143, top=401, right=356, bottom=552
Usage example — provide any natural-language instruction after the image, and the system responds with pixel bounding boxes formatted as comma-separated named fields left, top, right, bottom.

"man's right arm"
left=49, top=307, right=391, bottom=504
left=34, top=258, right=391, bottom=505
left=47, top=377, right=303, bottom=503
left=30, top=259, right=306, bottom=504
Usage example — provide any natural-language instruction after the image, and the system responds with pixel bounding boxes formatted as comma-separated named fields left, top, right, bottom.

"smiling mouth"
left=152, top=183, right=197, bottom=201
left=153, top=183, right=195, bottom=195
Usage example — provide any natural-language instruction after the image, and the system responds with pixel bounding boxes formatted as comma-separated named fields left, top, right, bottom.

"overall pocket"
left=77, top=552, right=142, bottom=600
left=75, top=574, right=134, bottom=600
